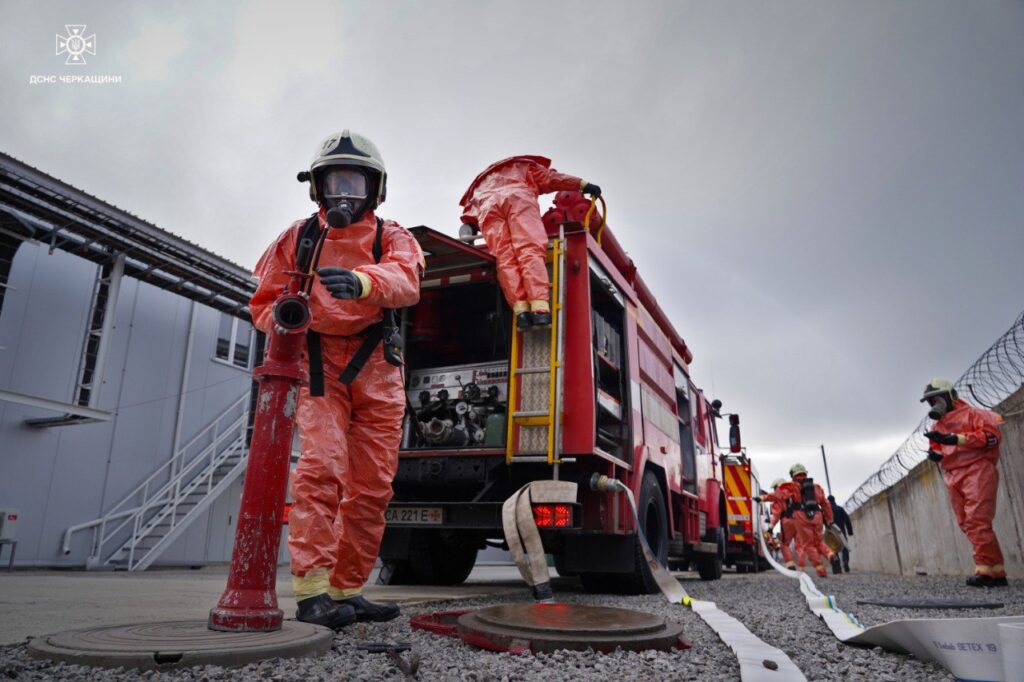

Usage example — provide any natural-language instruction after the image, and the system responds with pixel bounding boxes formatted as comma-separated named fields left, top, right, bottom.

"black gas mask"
left=927, top=395, right=952, bottom=420
left=321, top=167, right=372, bottom=227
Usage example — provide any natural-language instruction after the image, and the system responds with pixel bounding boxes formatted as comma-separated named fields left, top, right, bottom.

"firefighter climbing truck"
left=378, top=191, right=745, bottom=593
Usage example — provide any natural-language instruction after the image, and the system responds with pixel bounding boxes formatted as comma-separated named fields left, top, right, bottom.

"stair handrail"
left=125, top=431, right=248, bottom=570
left=116, top=411, right=247, bottom=565
left=61, top=392, right=249, bottom=557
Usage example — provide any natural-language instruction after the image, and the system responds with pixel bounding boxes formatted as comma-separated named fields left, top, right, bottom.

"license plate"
left=385, top=506, right=443, bottom=525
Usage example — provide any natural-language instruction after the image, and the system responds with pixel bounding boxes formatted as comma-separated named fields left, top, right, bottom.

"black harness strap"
left=338, top=217, right=399, bottom=385
left=298, top=215, right=401, bottom=391
left=296, top=214, right=327, bottom=397
left=338, top=324, right=384, bottom=386
left=306, top=330, right=325, bottom=396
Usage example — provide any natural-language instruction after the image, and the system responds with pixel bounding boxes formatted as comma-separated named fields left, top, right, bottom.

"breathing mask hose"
left=326, top=200, right=354, bottom=228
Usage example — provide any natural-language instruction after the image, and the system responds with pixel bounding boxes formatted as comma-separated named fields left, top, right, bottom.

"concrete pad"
left=27, top=620, right=332, bottom=671
left=0, top=564, right=522, bottom=645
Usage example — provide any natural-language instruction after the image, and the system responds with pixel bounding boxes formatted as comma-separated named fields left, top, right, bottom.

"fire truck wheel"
left=585, top=471, right=668, bottom=595
left=407, top=531, right=479, bottom=586
left=632, top=471, right=670, bottom=593
left=696, top=529, right=724, bottom=580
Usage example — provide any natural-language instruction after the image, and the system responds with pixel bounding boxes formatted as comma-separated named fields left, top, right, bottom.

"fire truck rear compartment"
left=401, top=281, right=511, bottom=451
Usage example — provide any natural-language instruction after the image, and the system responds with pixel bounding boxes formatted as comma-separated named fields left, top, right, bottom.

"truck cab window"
left=675, top=367, right=697, bottom=493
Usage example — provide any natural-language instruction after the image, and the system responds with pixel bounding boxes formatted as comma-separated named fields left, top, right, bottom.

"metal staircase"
left=62, top=393, right=251, bottom=571
left=505, top=228, right=568, bottom=467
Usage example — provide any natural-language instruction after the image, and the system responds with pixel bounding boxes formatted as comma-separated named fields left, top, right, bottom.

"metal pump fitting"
left=590, top=473, right=626, bottom=493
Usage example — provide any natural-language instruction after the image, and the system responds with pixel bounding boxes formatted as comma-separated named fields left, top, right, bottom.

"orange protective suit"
left=929, top=400, right=1006, bottom=578
left=459, top=156, right=583, bottom=314
left=250, top=207, right=423, bottom=598
left=765, top=485, right=805, bottom=568
left=785, top=476, right=834, bottom=577
left=781, top=518, right=805, bottom=568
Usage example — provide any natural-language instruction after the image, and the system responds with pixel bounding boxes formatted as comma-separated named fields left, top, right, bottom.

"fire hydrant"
left=208, top=239, right=319, bottom=632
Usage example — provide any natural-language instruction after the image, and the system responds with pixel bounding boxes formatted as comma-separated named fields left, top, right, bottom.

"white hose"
left=754, top=499, right=1024, bottom=681
left=591, top=475, right=806, bottom=681
left=501, top=480, right=578, bottom=603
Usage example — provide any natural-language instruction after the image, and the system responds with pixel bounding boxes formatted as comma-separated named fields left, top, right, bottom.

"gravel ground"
left=1, top=571, right=1021, bottom=681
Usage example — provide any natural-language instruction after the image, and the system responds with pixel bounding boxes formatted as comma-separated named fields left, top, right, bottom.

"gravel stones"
left=1, top=571, right=1020, bottom=681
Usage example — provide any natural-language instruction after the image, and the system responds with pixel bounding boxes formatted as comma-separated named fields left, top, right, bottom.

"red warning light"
left=532, top=504, right=573, bottom=528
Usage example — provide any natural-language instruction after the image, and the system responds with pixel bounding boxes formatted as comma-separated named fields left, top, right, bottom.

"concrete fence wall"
left=848, top=387, right=1024, bottom=578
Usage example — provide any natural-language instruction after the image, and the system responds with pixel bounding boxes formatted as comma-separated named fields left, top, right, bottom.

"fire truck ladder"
left=506, top=227, right=569, bottom=469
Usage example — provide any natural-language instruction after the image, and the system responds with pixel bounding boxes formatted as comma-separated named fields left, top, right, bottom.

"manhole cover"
left=457, top=603, right=689, bottom=654
left=28, top=620, right=333, bottom=670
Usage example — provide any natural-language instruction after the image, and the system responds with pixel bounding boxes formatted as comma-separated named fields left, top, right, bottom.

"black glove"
left=927, top=449, right=944, bottom=463
left=317, top=267, right=362, bottom=300
left=924, top=430, right=959, bottom=446
left=582, top=182, right=602, bottom=197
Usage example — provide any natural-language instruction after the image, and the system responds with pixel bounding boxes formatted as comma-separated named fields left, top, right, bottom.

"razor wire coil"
left=845, top=309, right=1024, bottom=511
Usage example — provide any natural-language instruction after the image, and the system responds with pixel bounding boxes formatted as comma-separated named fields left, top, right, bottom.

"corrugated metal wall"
left=0, top=240, right=256, bottom=567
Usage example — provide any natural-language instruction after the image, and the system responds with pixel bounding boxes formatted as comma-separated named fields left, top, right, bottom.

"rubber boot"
left=296, top=593, right=357, bottom=630
left=516, top=311, right=533, bottom=332
left=335, top=594, right=401, bottom=622
left=530, top=310, right=552, bottom=328
left=966, top=574, right=1009, bottom=588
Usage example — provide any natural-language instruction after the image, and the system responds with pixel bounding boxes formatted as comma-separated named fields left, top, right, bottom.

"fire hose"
left=503, top=479, right=805, bottom=681
left=751, top=499, right=1024, bottom=682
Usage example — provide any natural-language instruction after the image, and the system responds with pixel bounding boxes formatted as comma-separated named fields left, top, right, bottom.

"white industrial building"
left=0, top=152, right=264, bottom=570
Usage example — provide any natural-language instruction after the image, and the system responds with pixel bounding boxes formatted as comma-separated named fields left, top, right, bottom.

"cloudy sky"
left=2, top=1, right=1023, bottom=503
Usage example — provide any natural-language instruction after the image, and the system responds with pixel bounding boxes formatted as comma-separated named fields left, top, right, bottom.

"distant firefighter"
left=922, top=378, right=1007, bottom=587
left=784, top=463, right=836, bottom=578
left=459, top=156, right=600, bottom=331
left=827, top=495, right=852, bottom=574
left=761, top=478, right=805, bottom=570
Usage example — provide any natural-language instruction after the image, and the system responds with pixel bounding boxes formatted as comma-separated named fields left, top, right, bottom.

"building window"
left=215, top=313, right=253, bottom=369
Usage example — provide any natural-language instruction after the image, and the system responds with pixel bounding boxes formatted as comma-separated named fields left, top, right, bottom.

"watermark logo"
left=29, top=24, right=121, bottom=85
left=55, top=25, right=96, bottom=65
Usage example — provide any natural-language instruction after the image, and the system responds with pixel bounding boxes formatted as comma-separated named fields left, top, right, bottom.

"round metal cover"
left=457, top=603, right=688, bottom=654
left=28, top=620, right=333, bottom=671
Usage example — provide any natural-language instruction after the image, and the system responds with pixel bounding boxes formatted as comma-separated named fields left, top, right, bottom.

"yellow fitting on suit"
left=292, top=567, right=330, bottom=601
left=327, top=585, right=362, bottom=599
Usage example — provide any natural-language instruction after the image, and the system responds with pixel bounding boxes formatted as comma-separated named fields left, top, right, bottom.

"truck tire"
left=408, top=531, right=479, bottom=586
left=579, top=471, right=669, bottom=595
left=696, top=528, right=723, bottom=580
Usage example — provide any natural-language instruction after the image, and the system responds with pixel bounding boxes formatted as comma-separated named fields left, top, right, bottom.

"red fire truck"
left=379, top=192, right=742, bottom=593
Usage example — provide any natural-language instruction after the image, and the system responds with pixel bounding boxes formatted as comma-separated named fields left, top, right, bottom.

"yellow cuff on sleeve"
left=353, top=271, right=372, bottom=300
left=956, top=434, right=967, bottom=446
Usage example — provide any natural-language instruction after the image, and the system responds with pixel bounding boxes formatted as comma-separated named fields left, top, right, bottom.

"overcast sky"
left=3, top=1, right=1023, bottom=504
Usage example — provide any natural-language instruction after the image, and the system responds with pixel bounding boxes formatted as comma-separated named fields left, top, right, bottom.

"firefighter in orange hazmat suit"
left=762, top=478, right=805, bottom=570
left=921, top=378, right=1007, bottom=587
left=250, top=131, right=424, bottom=629
left=785, top=463, right=835, bottom=577
left=459, top=156, right=600, bottom=331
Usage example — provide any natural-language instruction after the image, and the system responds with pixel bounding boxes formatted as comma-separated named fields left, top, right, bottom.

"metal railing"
left=62, top=393, right=250, bottom=568
left=846, top=309, right=1024, bottom=511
